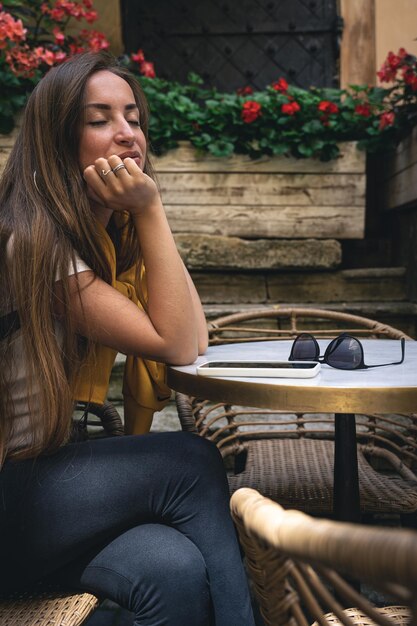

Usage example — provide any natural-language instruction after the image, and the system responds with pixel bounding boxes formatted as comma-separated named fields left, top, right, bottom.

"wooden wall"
left=377, top=127, right=417, bottom=303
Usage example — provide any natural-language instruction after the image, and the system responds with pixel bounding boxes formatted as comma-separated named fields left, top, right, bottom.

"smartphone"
left=196, top=360, right=321, bottom=378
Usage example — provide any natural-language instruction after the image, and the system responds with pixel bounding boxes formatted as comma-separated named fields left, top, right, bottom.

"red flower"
left=281, top=101, right=300, bottom=115
left=131, top=48, right=145, bottom=64
left=354, top=103, right=372, bottom=117
left=140, top=61, right=155, bottom=78
left=271, top=77, right=288, bottom=92
left=379, top=111, right=395, bottom=130
left=317, top=100, right=339, bottom=114
left=78, top=28, right=109, bottom=51
left=0, top=10, right=26, bottom=48
left=53, top=26, right=65, bottom=45
left=5, top=45, right=40, bottom=77
left=403, top=69, right=417, bottom=91
left=34, top=46, right=56, bottom=66
left=53, top=50, right=67, bottom=64
left=377, top=48, right=409, bottom=82
left=48, top=6, right=66, bottom=21
left=236, top=85, right=253, bottom=95
left=83, top=10, right=98, bottom=24
left=241, top=100, right=262, bottom=123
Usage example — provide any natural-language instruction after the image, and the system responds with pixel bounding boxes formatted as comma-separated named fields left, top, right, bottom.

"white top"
left=5, top=256, right=91, bottom=454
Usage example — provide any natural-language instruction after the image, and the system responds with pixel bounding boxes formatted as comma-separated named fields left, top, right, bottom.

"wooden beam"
left=340, top=0, right=376, bottom=87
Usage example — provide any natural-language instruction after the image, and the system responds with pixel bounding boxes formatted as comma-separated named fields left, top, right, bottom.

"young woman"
left=0, top=51, right=255, bottom=625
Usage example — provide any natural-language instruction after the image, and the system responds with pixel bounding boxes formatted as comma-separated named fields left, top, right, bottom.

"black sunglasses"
left=288, top=333, right=405, bottom=370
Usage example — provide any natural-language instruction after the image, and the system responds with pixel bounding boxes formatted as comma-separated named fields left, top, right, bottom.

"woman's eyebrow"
left=85, top=103, right=139, bottom=111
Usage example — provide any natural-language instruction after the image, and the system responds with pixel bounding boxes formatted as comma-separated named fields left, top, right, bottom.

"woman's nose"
left=115, top=119, right=135, bottom=145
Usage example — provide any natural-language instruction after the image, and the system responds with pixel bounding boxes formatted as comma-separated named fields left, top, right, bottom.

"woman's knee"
left=158, top=431, right=224, bottom=472
left=81, top=524, right=210, bottom=624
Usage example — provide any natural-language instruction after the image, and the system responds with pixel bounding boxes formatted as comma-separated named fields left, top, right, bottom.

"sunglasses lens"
left=291, top=334, right=319, bottom=360
left=326, top=336, right=363, bottom=370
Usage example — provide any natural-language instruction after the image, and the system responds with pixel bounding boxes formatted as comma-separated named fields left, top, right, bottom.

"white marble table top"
left=167, top=339, right=417, bottom=413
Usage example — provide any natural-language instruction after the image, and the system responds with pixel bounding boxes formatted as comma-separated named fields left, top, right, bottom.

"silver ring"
left=112, top=163, right=126, bottom=174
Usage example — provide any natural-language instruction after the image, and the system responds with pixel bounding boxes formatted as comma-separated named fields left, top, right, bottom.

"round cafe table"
left=167, top=338, right=417, bottom=522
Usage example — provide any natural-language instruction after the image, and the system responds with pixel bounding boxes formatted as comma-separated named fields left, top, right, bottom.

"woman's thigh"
left=0, top=432, right=226, bottom=587
left=0, top=432, right=254, bottom=624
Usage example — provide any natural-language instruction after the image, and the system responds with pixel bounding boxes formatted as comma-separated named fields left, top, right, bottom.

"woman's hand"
left=83, top=155, right=159, bottom=216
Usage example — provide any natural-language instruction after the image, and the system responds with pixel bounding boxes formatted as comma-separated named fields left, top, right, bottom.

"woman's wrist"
left=129, top=196, right=165, bottom=220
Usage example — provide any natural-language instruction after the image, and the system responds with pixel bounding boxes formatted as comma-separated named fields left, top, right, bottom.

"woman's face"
left=79, top=70, right=146, bottom=172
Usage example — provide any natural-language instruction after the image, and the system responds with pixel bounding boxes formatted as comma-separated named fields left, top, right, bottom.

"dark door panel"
left=121, top=0, right=340, bottom=90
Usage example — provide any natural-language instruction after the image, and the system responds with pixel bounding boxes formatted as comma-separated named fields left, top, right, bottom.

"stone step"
left=175, top=234, right=341, bottom=270
left=190, top=267, right=407, bottom=305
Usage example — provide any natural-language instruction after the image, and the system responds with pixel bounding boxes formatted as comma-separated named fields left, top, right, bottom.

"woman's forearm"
left=132, top=201, right=200, bottom=363
left=182, top=261, right=208, bottom=354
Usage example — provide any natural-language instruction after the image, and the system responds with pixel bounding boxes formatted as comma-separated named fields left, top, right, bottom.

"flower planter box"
left=154, top=141, right=366, bottom=240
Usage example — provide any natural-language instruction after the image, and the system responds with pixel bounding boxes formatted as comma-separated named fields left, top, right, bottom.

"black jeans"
left=0, top=432, right=255, bottom=625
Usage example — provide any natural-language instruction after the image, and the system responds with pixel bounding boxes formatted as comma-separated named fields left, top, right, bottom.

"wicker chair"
left=0, top=591, right=99, bottom=626
left=231, top=487, right=417, bottom=626
left=175, top=307, right=417, bottom=519
left=72, top=400, right=125, bottom=439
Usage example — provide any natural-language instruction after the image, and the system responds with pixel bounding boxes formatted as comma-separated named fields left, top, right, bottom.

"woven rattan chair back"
left=175, top=307, right=417, bottom=516
left=230, top=487, right=417, bottom=626
left=208, top=307, right=409, bottom=344
left=0, top=591, right=98, bottom=626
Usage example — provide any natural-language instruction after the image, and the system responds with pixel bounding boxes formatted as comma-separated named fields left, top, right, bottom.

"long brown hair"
left=0, top=51, right=153, bottom=464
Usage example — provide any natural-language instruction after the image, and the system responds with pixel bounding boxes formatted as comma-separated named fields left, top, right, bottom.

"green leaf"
left=271, top=143, right=290, bottom=155
left=207, top=140, right=235, bottom=157
left=301, top=120, right=323, bottom=134
left=297, top=143, right=314, bottom=157
left=187, top=72, right=204, bottom=85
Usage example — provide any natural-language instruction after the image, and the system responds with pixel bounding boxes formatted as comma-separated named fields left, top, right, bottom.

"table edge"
left=167, top=368, right=417, bottom=413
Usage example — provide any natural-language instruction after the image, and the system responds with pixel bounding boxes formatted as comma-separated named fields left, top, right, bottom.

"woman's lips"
left=117, top=150, right=143, bottom=169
